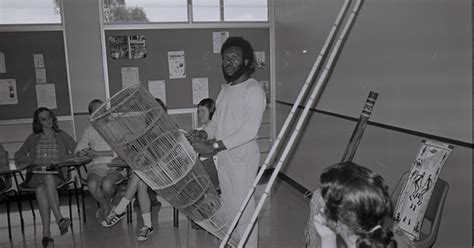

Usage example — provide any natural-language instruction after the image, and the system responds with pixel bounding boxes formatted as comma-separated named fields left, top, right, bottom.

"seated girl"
left=197, top=98, right=220, bottom=191
left=306, top=162, right=398, bottom=248
left=101, top=98, right=166, bottom=242
left=14, top=107, right=76, bottom=248
left=75, top=99, right=125, bottom=220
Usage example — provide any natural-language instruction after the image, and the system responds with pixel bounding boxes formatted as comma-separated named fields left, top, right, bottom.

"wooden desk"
left=53, top=157, right=93, bottom=168
left=0, top=163, right=30, bottom=175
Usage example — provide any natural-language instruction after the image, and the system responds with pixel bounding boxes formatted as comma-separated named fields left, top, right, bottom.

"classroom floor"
left=0, top=178, right=309, bottom=248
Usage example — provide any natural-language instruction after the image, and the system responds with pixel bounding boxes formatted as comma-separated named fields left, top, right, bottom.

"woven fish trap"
left=90, top=85, right=196, bottom=188
left=89, top=84, right=238, bottom=246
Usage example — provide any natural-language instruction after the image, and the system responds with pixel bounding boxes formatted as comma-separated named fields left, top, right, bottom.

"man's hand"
left=186, top=130, right=208, bottom=144
left=192, top=140, right=217, bottom=157
left=87, top=149, right=103, bottom=158
left=76, top=148, right=90, bottom=157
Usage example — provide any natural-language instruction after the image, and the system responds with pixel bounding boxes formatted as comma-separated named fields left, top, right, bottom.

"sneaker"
left=57, top=218, right=71, bottom=235
left=101, top=210, right=125, bottom=228
left=137, top=226, right=154, bottom=241
left=42, top=236, right=54, bottom=248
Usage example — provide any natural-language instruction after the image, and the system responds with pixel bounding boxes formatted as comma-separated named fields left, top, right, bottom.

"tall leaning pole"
left=219, top=0, right=366, bottom=247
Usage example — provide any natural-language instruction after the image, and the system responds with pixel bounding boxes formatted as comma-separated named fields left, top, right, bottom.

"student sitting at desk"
left=75, top=99, right=126, bottom=220
left=14, top=107, right=76, bottom=248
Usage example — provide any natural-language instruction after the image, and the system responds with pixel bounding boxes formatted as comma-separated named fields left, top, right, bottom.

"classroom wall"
left=274, top=0, right=471, bottom=144
left=0, top=31, right=71, bottom=119
left=274, top=0, right=472, bottom=247
left=63, top=0, right=107, bottom=114
left=104, top=28, right=270, bottom=109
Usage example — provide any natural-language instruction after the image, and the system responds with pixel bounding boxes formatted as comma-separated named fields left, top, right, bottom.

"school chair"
left=79, top=163, right=133, bottom=223
left=391, top=172, right=450, bottom=248
left=1, top=175, right=23, bottom=238
left=17, top=167, right=82, bottom=226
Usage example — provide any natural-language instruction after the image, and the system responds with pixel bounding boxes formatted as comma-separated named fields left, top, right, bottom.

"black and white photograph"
left=0, top=0, right=471, bottom=248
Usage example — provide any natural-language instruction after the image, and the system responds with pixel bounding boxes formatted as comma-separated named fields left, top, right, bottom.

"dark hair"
left=321, top=162, right=397, bottom=248
left=88, top=99, right=103, bottom=115
left=221, top=36, right=255, bottom=75
left=198, top=98, right=216, bottom=120
left=155, top=98, right=167, bottom=111
left=32, top=107, right=59, bottom=134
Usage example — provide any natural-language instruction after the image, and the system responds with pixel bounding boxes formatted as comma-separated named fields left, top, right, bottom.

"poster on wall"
left=254, top=51, right=265, bottom=69
left=36, top=83, right=57, bottom=109
left=33, top=54, right=44, bottom=68
left=213, top=31, right=229, bottom=53
left=109, top=35, right=147, bottom=60
left=109, top=36, right=129, bottom=60
left=35, top=68, right=47, bottom=84
left=168, top=51, right=186, bottom=79
left=148, top=80, right=167, bottom=104
left=0, top=52, right=6, bottom=73
left=0, top=79, right=18, bottom=105
left=192, top=77, right=209, bottom=104
left=121, top=67, right=140, bottom=88
left=259, top=80, right=270, bottom=102
left=129, top=35, right=147, bottom=59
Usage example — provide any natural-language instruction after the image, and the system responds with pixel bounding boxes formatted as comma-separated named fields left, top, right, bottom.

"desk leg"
left=12, top=173, right=25, bottom=231
left=6, top=199, right=12, bottom=239
left=16, top=172, right=36, bottom=218
left=77, top=165, right=87, bottom=223
left=173, top=207, right=179, bottom=228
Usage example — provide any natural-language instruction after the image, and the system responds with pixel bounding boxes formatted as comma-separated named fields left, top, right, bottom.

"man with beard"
left=190, top=36, right=266, bottom=247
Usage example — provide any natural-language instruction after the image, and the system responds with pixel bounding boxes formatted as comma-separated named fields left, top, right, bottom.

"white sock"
left=142, top=213, right=152, bottom=228
left=114, top=198, right=130, bottom=215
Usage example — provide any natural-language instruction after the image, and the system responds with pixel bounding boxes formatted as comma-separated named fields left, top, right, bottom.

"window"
left=0, top=0, right=62, bottom=24
left=224, top=0, right=268, bottom=22
left=104, top=0, right=188, bottom=23
left=103, top=0, right=268, bottom=24
left=192, top=0, right=220, bottom=22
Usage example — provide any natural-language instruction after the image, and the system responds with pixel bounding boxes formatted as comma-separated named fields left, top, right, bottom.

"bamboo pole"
left=217, top=1, right=352, bottom=247
left=233, top=0, right=365, bottom=246
left=341, top=91, right=378, bottom=162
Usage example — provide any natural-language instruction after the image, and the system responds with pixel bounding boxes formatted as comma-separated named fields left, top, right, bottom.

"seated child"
left=15, top=107, right=76, bottom=247
left=197, top=98, right=220, bottom=191
left=75, top=99, right=125, bottom=220
left=101, top=98, right=166, bottom=242
left=306, top=162, right=398, bottom=248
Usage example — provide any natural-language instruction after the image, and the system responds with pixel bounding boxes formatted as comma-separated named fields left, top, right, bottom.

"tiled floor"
left=0, top=178, right=309, bottom=248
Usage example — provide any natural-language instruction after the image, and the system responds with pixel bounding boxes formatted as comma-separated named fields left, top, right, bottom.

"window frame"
left=101, top=0, right=270, bottom=27
left=0, top=0, right=64, bottom=28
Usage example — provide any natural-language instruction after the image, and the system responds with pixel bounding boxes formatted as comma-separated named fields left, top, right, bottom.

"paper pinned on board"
left=121, top=67, right=140, bottom=88
left=0, top=79, right=18, bottom=105
left=168, top=51, right=186, bottom=79
left=192, top=77, right=209, bottom=105
left=36, top=83, right=57, bottom=109
left=0, top=52, right=6, bottom=73
left=33, top=54, right=45, bottom=68
left=148, top=80, right=167, bottom=105
left=254, top=51, right=265, bottom=69
left=36, top=68, right=47, bottom=83
left=213, top=31, right=229, bottom=53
